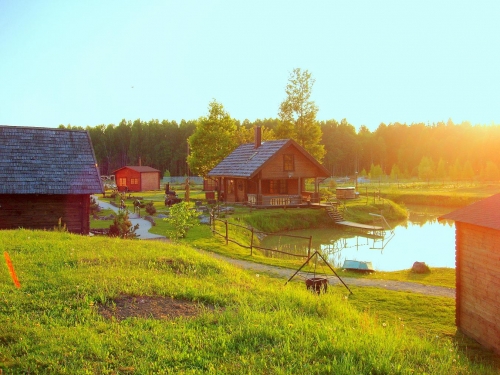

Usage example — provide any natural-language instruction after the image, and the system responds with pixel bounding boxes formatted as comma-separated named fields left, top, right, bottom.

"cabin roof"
left=0, top=125, right=103, bottom=195
left=439, top=193, right=500, bottom=230
left=208, top=139, right=329, bottom=178
left=113, top=166, right=160, bottom=174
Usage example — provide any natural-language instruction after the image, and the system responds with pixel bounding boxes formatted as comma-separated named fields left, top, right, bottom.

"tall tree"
left=277, top=68, right=325, bottom=162
left=187, top=100, right=238, bottom=177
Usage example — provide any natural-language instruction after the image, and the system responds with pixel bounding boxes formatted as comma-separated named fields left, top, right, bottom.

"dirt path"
left=204, top=252, right=456, bottom=299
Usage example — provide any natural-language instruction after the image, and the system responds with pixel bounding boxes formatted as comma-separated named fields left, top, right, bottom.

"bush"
left=145, top=201, right=156, bottom=216
left=164, top=202, right=198, bottom=241
left=108, top=211, right=139, bottom=239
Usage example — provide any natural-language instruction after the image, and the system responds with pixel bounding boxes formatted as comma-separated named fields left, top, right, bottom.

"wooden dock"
left=335, top=221, right=384, bottom=231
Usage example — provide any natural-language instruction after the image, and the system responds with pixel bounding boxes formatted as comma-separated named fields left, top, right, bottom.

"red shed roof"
left=113, top=166, right=160, bottom=174
left=439, top=193, right=500, bottom=230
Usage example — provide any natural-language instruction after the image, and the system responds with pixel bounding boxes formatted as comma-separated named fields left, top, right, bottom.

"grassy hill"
left=1, top=230, right=498, bottom=374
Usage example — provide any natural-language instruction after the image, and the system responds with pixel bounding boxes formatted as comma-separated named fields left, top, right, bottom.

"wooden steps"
left=324, top=204, right=344, bottom=222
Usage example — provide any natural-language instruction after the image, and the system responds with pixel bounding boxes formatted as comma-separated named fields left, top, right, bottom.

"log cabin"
left=207, top=128, right=330, bottom=207
left=0, top=126, right=103, bottom=234
left=113, top=166, right=161, bottom=192
left=440, top=195, right=500, bottom=356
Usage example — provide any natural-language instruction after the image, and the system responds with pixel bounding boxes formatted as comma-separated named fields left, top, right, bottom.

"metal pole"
left=225, top=220, right=228, bottom=245
left=250, top=228, right=254, bottom=256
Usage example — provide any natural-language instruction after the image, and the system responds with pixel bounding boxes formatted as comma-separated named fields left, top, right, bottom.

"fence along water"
left=210, top=215, right=312, bottom=258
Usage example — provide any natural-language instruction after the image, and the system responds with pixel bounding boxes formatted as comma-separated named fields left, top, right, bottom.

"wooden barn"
left=207, top=129, right=330, bottom=206
left=440, top=194, right=500, bottom=356
left=0, top=126, right=103, bottom=234
left=113, top=166, right=160, bottom=192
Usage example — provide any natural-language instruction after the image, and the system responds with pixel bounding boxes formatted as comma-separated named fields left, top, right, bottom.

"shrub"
left=164, top=202, right=198, bottom=241
left=145, top=201, right=156, bottom=216
left=108, top=211, right=139, bottom=239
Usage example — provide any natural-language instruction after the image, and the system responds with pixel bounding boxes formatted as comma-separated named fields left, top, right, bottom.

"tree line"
left=61, top=117, right=500, bottom=182
left=60, top=67, right=500, bottom=182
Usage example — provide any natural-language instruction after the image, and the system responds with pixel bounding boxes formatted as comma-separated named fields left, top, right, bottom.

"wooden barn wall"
left=0, top=194, right=90, bottom=234
left=115, top=169, right=141, bottom=192
left=260, top=145, right=322, bottom=179
left=141, top=172, right=160, bottom=191
left=456, top=222, right=500, bottom=355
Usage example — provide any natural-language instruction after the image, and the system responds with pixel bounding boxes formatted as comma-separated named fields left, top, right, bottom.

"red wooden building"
left=113, top=166, right=160, bottom=192
left=207, top=129, right=330, bottom=206
left=0, top=126, right=103, bottom=234
left=440, top=194, right=500, bottom=356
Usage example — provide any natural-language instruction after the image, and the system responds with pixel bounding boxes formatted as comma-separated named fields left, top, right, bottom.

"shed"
left=208, top=127, right=330, bottom=206
left=440, top=194, right=500, bottom=356
left=0, top=126, right=103, bottom=234
left=113, top=166, right=160, bottom=192
left=336, top=187, right=356, bottom=199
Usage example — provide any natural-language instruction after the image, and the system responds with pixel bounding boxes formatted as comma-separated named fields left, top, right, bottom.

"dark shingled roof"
left=113, top=166, right=160, bottom=173
left=0, top=125, right=103, bottom=195
left=439, top=193, right=500, bottom=230
left=208, top=139, right=329, bottom=178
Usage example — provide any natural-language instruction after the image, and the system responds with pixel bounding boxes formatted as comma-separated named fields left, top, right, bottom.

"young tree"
left=277, top=68, right=325, bottom=162
left=187, top=100, right=238, bottom=177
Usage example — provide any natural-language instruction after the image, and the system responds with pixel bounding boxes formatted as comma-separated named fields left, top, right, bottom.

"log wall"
left=0, top=194, right=90, bottom=234
left=456, top=222, right=500, bottom=355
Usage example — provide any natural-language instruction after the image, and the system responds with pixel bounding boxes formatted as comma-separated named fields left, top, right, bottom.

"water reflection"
left=260, top=205, right=456, bottom=271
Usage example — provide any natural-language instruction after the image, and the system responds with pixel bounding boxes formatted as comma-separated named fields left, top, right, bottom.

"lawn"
left=1, top=230, right=498, bottom=374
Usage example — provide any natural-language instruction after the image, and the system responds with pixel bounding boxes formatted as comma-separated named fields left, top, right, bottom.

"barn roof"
left=0, top=126, right=103, bottom=195
left=439, top=193, right=500, bottom=230
left=113, top=166, right=160, bottom=173
left=207, top=139, right=330, bottom=178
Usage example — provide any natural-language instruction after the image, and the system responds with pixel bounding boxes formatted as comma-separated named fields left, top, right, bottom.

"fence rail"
left=210, top=215, right=312, bottom=259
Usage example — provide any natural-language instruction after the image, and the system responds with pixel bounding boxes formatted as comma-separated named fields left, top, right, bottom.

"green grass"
left=1, top=230, right=498, bottom=374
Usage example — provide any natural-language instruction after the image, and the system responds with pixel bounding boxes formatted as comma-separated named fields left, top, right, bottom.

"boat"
left=342, top=260, right=375, bottom=272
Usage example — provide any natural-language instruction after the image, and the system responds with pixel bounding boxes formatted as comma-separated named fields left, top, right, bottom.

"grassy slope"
left=1, top=230, right=498, bottom=374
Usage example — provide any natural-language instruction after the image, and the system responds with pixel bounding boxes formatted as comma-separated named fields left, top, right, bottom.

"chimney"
left=138, top=157, right=142, bottom=166
left=254, top=126, right=262, bottom=148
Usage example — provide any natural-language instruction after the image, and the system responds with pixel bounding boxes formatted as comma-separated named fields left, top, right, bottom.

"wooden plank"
left=336, top=221, right=384, bottom=231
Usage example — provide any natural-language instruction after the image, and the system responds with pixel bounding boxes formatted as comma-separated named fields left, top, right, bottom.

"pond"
left=259, top=205, right=457, bottom=271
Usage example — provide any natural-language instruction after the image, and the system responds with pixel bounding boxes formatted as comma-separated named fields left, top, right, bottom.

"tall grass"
left=1, top=230, right=497, bottom=374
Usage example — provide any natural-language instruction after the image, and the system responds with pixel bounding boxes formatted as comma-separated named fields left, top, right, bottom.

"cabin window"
left=283, top=154, right=294, bottom=171
left=269, top=179, right=287, bottom=194
left=118, top=178, right=127, bottom=186
left=131, top=178, right=139, bottom=185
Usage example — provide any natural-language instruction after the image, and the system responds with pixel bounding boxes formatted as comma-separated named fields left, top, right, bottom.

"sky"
left=1, top=0, right=499, bottom=132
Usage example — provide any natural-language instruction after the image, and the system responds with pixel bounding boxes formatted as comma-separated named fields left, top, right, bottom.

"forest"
left=61, top=117, right=500, bottom=182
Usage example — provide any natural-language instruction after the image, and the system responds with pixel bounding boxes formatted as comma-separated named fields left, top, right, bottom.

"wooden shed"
left=207, top=128, right=330, bottom=206
left=440, top=194, right=500, bottom=356
left=0, top=126, right=103, bottom=234
left=113, top=166, right=160, bottom=192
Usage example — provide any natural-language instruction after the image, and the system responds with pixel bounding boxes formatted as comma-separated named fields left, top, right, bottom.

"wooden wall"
left=0, top=194, right=90, bottom=234
left=456, top=222, right=500, bottom=355
left=260, top=144, right=324, bottom=179
left=115, top=169, right=141, bottom=192
left=141, top=172, right=160, bottom=191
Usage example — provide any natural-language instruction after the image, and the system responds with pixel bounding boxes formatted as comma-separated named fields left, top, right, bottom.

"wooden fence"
left=210, top=216, right=312, bottom=259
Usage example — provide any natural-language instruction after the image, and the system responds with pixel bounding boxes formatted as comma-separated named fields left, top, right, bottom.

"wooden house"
left=207, top=129, right=330, bottom=206
left=0, top=126, right=103, bottom=234
left=440, top=195, right=500, bottom=355
left=113, top=166, right=160, bottom=192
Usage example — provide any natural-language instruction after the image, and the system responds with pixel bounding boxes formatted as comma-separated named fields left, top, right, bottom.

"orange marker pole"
left=4, top=252, right=21, bottom=288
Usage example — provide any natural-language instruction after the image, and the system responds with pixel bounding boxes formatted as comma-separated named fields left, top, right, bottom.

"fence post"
left=225, top=220, right=228, bottom=245
left=250, top=228, right=254, bottom=256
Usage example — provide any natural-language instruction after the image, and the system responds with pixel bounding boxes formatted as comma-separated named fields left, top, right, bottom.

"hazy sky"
left=1, top=1, right=498, bottom=131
